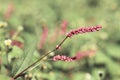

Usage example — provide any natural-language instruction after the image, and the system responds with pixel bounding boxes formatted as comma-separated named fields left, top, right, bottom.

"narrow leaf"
left=11, top=38, right=37, bottom=76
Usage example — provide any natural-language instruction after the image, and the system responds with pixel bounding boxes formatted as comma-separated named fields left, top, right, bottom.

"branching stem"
left=13, top=36, right=68, bottom=79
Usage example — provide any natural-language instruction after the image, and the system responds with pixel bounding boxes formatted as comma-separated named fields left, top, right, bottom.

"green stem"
left=13, top=36, right=68, bottom=79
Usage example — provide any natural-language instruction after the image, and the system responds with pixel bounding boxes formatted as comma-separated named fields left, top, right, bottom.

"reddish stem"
left=13, top=36, right=68, bottom=79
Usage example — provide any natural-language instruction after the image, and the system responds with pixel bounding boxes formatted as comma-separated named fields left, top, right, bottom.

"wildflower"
left=4, top=39, right=12, bottom=46
left=4, top=39, right=13, bottom=53
left=38, top=26, right=48, bottom=50
left=60, top=20, right=68, bottom=35
left=11, top=40, right=24, bottom=48
left=0, top=21, right=8, bottom=28
left=66, top=25, right=102, bottom=38
left=52, top=55, right=76, bottom=62
left=4, top=2, right=14, bottom=20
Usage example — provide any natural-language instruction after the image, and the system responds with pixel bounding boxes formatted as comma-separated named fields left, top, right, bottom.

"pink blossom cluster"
left=52, top=55, right=76, bottom=62
left=66, top=25, right=102, bottom=37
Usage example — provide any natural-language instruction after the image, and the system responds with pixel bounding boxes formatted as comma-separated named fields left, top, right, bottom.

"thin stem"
left=6, top=46, right=11, bottom=65
left=13, top=49, right=55, bottom=79
left=56, top=36, right=68, bottom=49
left=6, top=52, right=9, bottom=64
left=13, top=36, right=68, bottom=79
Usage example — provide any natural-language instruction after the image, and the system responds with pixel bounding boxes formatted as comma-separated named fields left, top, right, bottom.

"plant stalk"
left=13, top=36, right=68, bottom=79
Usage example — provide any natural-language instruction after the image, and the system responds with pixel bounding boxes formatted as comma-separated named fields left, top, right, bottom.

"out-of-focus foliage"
left=0, top=0, right=120, bottom=80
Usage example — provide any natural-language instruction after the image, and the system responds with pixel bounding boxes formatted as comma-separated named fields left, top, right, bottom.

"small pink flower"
left=66, top=25, right=102, bottom=38
left=52, top=55, right=76, bottom=62
left=56, top=45, right=61, bottom=50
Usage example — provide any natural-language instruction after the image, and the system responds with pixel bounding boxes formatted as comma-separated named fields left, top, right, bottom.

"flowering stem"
left=13, top=36, right=68, bottom=79
left=13, top=25, right=102, bottom=79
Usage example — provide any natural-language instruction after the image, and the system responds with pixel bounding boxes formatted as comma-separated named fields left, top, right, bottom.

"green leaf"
left=11, top=38, right=37, bottom=77
left=9, top=46, right=23, bottom=62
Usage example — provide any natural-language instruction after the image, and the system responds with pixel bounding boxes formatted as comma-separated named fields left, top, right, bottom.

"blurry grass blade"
left=12, top=38, right=37, bottom=76
left=0, top=75, right=11, bottom=80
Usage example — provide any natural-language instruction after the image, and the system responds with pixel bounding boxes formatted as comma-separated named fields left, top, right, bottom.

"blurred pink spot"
left=38, top=26, right=48, bottom=50
left=11, top=40, right=24, bottom=48
left=4, top=2, right=14, bottom=20
left=9, top=30, right=16, bottom=37
left=75, top=52, right=84, bottom=60
left=75, top=50, right=96, bottom=60
left=60, top=20, right=68, bottom=35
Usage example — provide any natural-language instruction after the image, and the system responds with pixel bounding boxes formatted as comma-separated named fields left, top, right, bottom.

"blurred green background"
left=0, top=0, right=120, bottom=80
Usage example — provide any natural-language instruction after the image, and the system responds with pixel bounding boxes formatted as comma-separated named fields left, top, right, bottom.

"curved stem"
left=13, top=36, right=68, bottom=79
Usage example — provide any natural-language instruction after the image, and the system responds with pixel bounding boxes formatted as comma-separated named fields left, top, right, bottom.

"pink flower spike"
left=95, top=25, right=102, bottom=31
left=66, top=25, right=102, bottom=38
left=60, top=20, right=68, bottom=35
left=11, top=40, right=24, bottom=48
left=52, top=55, right=76, bottom=62
left=38, top=26, right=48, bottom=50
left=4, top=2, right=14, bottom=20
